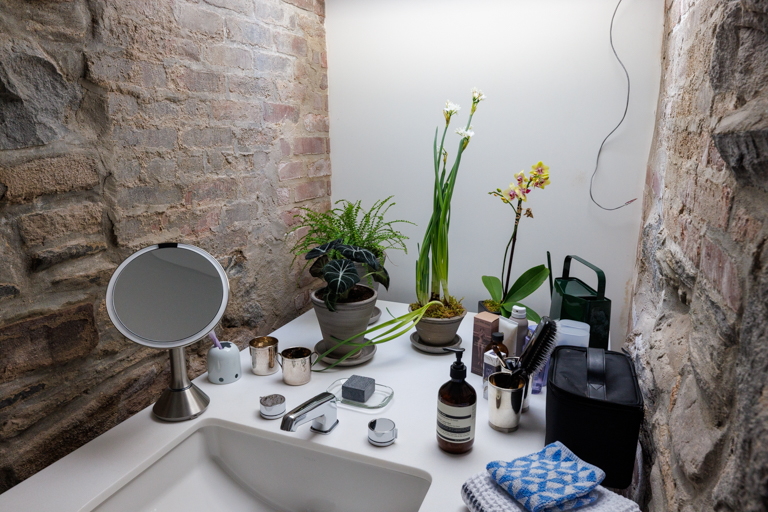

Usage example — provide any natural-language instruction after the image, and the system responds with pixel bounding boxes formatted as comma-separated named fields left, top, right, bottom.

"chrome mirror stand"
left=152, top=347, right=210, bottom=422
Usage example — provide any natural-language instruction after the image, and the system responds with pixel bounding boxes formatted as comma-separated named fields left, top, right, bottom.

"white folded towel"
left=461, top=472, right=640, bottom=512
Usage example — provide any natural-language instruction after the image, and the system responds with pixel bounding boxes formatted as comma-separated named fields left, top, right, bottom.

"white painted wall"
left=325, top=0, right=663, bottom=349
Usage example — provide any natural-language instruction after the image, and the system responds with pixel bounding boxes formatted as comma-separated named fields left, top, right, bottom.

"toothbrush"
left=208, top=331, right=223, bottom=350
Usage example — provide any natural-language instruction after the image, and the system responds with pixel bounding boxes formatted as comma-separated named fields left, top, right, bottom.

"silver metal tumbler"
left=488, top=372, right=525, bottom=433
left=249, top=336, right=279, bottom=376
left=278, top=347, right=315, bottom=386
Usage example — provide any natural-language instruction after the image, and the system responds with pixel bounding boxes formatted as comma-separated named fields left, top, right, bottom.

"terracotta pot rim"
left=408, top=305, right=467, bottom=322
left=311, top=284, right=377, bottom=311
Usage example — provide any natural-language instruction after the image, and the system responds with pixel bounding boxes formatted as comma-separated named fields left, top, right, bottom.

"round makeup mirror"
left=106, top=243, right=229, bottom=421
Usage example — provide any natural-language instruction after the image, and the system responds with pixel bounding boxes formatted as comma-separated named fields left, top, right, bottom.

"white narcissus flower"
left=456, top=126, right=474, bottom=139
left=471, top=87, right=487, bottom=102
left=443, top=101, right=461, bottom=116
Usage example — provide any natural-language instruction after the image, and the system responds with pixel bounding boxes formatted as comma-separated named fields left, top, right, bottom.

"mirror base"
left=153, top=384, right=210, bottom=422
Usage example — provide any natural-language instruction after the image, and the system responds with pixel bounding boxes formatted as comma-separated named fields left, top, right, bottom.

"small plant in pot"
left=305, top=239, right=390, bottom=358
left=480, top=162, right=552, bottom=321
left=289, top=196, right=412, bottom=322
left=411, top=88, right=486, bottom=345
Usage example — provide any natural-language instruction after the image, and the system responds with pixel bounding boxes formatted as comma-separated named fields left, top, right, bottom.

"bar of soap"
left=342, top=375, right=375, bottom=403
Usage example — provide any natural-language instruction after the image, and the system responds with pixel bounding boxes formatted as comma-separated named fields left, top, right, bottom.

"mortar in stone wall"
left=0, top=0, right=330, bottom=493
left=626, top=1, right=768, bottom=510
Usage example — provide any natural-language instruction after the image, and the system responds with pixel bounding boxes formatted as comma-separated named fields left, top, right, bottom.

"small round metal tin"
left=368, top=418, right=397, bottom=447
left=259, top=394, right=286, bottom=420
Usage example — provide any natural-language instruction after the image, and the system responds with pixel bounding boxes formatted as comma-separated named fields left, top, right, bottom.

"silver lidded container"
left=260, top=394, right=286, bottom=419
left=368, top=418, right=397, bottom=446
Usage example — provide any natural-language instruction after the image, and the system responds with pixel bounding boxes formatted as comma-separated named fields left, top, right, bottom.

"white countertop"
left=0, top=301, right=547, bottom=511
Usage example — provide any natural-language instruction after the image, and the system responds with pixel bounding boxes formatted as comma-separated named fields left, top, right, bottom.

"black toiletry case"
left=545, top=346, right=643, bottom=489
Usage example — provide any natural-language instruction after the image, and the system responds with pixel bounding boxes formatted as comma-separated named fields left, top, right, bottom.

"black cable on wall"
left=589, top=0, right=638, bottom=211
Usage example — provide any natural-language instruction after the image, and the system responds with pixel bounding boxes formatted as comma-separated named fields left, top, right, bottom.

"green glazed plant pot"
left=410, top=307, right=467, bottom=346
left=311, top=285, right=377, bottom=358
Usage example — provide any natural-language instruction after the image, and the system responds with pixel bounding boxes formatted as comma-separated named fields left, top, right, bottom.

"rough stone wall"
left=627, top=1, right=768, bottom=510
left=0, top=0, right=329, bottom=492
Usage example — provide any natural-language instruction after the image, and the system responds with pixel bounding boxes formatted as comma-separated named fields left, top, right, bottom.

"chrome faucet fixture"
left=280, top=392, right=339, bottom=434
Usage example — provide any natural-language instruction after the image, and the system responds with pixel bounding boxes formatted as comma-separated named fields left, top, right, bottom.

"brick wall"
left=627, top=1, right=768, bottom=510
left=0, top=0, right=329, bottom=492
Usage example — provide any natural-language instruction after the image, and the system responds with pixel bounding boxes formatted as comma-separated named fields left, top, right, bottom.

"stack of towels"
left=461, top=442, right=640, bottom=512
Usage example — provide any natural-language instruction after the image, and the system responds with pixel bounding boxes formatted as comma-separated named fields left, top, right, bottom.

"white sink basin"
left=86, top=421, right=431, bottom=512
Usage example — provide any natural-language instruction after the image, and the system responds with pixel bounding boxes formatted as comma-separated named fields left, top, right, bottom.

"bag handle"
left=586, top=348, right=607, bottom=400
left=561, top=255, right=606, bottom=298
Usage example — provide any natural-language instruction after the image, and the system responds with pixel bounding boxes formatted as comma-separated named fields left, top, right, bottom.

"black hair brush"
left=509, top=317, right=557, bottom=382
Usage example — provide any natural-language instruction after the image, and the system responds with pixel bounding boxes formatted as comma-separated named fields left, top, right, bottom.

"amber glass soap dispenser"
left=437, top=347, right=477, bottom=454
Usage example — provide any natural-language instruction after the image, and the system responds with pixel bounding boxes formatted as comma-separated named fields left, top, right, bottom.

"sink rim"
left=80, top=417, right=433, bottom=512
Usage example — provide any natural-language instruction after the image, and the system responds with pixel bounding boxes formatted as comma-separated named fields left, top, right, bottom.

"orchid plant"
left=414, top=88, right=486, bottom=316
left=482, top=162, right=552, bottom=321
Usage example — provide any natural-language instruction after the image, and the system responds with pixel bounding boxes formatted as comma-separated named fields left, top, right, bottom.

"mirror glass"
left=110, top=245, right=227, bottom=346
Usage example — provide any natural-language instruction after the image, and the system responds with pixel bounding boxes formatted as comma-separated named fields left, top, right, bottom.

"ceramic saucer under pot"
left=409, top=332, right=462, bottom=354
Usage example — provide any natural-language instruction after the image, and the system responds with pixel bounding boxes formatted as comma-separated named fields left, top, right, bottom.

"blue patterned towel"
left=486, top=442, right=605, bottom=512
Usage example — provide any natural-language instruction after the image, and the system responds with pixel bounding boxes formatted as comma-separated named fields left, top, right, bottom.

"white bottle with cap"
left=508, top=305, right=529, bottom=357
left=497, top=316, right=517, bottom=357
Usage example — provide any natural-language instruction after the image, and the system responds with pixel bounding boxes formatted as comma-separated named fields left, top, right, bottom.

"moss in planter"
left=482, top=299, right=501, bottom=313
left=410, top=296, right=465, bottom=319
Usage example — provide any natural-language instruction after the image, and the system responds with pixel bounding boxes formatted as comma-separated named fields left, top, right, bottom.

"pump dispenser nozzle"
left=443, top=347, right=466, bottom=379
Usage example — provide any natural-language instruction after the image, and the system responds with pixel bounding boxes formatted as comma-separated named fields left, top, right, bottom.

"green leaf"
left=305, top=239, right=341, bottom=260
left=309, top=255, right=329, bottom=278
left=323, top=259, right=360, bottom=296
left=368, top=265, right=390, bottom=291
left=482, top=275, right=503, bottom=303
left=503, top=265, right=549, bottom=304
left=336, top=244, right=380, bottom=269
left=324, top=288, right=338, bottom=311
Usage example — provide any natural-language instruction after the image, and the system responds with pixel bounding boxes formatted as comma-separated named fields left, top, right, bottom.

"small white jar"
left=207, top=342, right=242, bottom=384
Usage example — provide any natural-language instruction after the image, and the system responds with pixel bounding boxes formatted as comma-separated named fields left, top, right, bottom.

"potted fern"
left=305, top=240, right=389, bottom=358
left=289, top=196, right=412, bottom=321
left=411, top=88, right=485, bottom=345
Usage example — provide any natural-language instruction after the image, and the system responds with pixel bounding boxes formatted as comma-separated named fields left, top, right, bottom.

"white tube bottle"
left=508, top=306, right=529, bottom=357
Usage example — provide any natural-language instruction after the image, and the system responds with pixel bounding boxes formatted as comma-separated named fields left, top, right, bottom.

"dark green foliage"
left=322, top=259, right=360, bottom=310
left=305, top=241, right=387, bottom=312
left=305, top=239, right=343, bottom=260
left=309, top=255, right=329, bottom=278
left=482, top=265, right=549, bottom=321
left=336, top=244, right=379, bottom=268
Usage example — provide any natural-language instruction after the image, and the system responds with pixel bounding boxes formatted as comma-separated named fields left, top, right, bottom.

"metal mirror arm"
left=153, top=346, right=210, bottom=422
left=169, top=346, right=193, bottom=390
